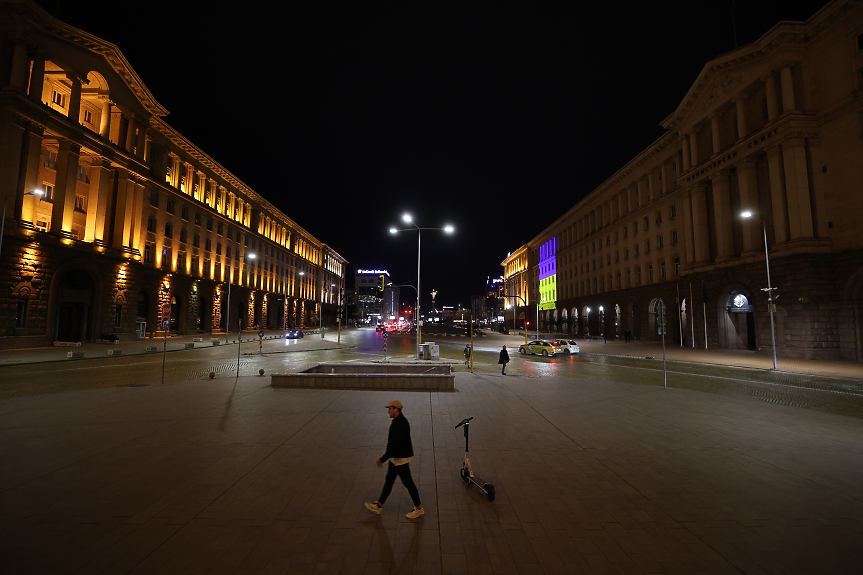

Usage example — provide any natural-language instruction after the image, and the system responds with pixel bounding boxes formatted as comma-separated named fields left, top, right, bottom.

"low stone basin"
left=271, top=362, right=454, bottom=390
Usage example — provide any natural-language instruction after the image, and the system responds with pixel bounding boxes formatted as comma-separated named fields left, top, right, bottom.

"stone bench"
left=66, top=350, right=84, bottom=358
left=108, top=349, right=122, bottom=356
left=145, top=346, right=157, bottom=352
left=184, top=342, right=195, bottom=349
left=211, top=339, right=221, bottom=346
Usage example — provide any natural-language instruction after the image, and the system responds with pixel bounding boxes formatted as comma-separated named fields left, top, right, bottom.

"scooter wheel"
left=484, top=483, right=496, bottom=501
left=460, top=468, right=469, bottom=482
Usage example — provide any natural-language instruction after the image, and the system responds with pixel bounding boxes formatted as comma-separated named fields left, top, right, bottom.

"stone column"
left=16, top=122, right=44, bottom=224
left=682, top=188, right=696, bottom=264
left=99, top=99, right=112, bottom=140
left=109, top=108, right=123, bottom=145
left=135, top=120, right=147, bottom=159
left=124, top=114, right=137, bottom=154
left=780, top=65, right=797, bottom=113
left=690, top=183, right=711, bottom=263
left=129, top=180, right=145, bottom=252
left=735, top=96, right=748, bottom=139
left=8, top=40, right=29, bottom=91
left=50, top=140, right=81, bottom=236
left=681, top=133, right=691, bottom=171
left=647, top=172, right=656, bottom=203
left=764, top=73, right=779, bottom=121
left=87, top=160, right=113, bottom=244
left=766, top=145, right=788, bottom=245
left=736, top=159, right=761, bottom=254
left=711, top=114, right=721, bottom=155
left=196, top=173, right=206, bottom=202
left=112, top=170, right=135, bottom=248
left=0, top=115, right=26, bottom=206
left=186, top=165, right=195, bottom=195
left=711, top=171, right=733, bottom=260
left=28, top=51, right=45, bottom=101
left=84, top=160, right=107, bottom=243
left=690, top=128, right=700, bottom=167
left=782, top=138, right=814, bottom=240
left=617, top=191, right=625, bottom=218
left=807, top=139, right=828, bottom=237
left=67, top=75, right=82, bottom=124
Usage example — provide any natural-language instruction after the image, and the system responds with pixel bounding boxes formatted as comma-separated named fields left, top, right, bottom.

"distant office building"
left=0, top=1, right=346, bottom=346
left=503, top=0, right=863, bottom=361
left=355, top=269, right=390, bottom=324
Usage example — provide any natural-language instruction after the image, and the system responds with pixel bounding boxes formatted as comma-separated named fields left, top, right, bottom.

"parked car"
left=551, top=339, right=579, bottom=354
left=518, top=340, right=558, bottom=357
left=285, top=329, right=304, bottom=339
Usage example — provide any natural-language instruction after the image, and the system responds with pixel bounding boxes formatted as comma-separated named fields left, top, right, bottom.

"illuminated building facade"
left=0, top=1, right=346, bottom=347
left=503, top=0, right=863, bottom=360
left=537, top=237, right=557, bottom=311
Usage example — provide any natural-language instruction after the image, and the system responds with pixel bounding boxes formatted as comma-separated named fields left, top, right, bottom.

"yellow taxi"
left=517, top=340, right=558, bottom=357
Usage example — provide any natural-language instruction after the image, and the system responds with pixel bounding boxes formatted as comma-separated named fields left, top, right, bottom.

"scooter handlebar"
left=454, top=417, right=474, bottom=429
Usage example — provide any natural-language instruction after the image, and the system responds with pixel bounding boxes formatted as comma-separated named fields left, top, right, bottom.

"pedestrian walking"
left=498, top=345, right=510, bottom=375
left=463, top=344, right=471, bottom=365
left=365, top=400, right=424, bottom=519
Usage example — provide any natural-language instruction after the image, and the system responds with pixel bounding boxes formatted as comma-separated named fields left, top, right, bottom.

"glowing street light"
left=389, top=215, right=455, bottom=358
left=741, top=211, right=778, bottom=370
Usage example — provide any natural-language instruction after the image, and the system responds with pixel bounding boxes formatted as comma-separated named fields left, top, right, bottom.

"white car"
left=551, top=339, right=579, bottom=354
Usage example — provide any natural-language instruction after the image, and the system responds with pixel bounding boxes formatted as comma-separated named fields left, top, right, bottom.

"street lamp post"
left=390, top=215, right=454, bottom=359
left=0, top=190, right=44, bottom=260
left=741, top=211, right=778, bottom=370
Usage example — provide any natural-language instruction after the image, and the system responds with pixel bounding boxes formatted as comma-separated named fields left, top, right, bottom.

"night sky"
left=39, top=0, right=827, bottom=310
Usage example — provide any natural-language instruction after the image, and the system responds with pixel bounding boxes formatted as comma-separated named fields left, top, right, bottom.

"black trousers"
left=379, top=462, right=421, bottom=506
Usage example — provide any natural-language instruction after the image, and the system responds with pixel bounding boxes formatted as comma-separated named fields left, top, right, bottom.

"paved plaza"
left=1, top=361, right=862, bottom=574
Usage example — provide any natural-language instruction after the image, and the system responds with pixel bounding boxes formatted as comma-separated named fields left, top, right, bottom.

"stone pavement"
left=1, top=369, right=862, bottom=574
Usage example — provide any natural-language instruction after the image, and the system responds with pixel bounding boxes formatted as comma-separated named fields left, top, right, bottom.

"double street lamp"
left=741, top=211, right=778, bottom=370
left=390, top=214, right=454, bottom=359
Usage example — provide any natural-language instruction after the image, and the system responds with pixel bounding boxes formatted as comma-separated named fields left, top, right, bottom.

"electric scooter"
left=455, top=417, right=495, bottom=501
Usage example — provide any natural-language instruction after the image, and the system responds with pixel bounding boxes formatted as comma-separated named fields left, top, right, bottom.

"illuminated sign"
left=357, top=269, right=390, bottom=275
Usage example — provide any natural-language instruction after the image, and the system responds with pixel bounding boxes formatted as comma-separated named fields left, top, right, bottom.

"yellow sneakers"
left=364, top=502, right=382, bottom=515
left=405, top=506, right=424, bottom=519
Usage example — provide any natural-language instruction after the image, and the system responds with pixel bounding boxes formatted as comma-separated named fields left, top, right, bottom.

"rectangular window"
left=194, top=212, right=201, bottom=226
left=660, top=260, right=666, bottom=279
left=44, top=151, right=57, bottom=170
left=636, top=267, right=642, bottom=284
left=648, top=264, right=654, bottom=282
left=181, top=205, right=189, bottom=220
left=627, top=269, right=631, bottom=286
left=144, top=242, right=154, bottom=263
left=193, top=234, right=200, bottom=247
left=672, top=230, right=678, bottom=244
left=164, top=223, right=173, bottom=238
left=178, top=251, right=187, bottom=272
left=635, top=244, right=640, bottom=256
left=227, top=228, right=233, bottom=240
left=670, top=204, right=677, bottom=219
left=84, top=109, right=94, bottom=125
left=74, top=194, right=87, bottom=213
left=180, top=228, right=187, bottom=243
left=166, top=199, right=174, bottom=214
left=644, top=216, right=650, bottom=230
left=645, top=240, right=651, bottom=253
left=191, top=255, right=199, bottom=275
left=149, top=190, right=159, bottom=207
left=624, top=247, right=629, bottom=259
left=216, top=242, right=222, bottom=255
left=147, top=216, right=156, bottom=233
left=658, top=235, right=664, bottom=248
left=206, top=217, right=213, bottom=231
left=226, top=246, right=232, bottom=259
left=41, top=183, right=54, bottom=202
left=217, top=222, right=223, bottom=236
left=656, top=210, right=662, bottom=225
left=674, top=257, right=680, bottom=276
left=51, top=90, right=66, bottom=107
left=623, top=226, right=628, bottom=239
left=161, top=247, right=171, bottom=270
left=633, top=222, right=638, bottom=235
left=205, top=238, right=211, bottom=251
left=204, top=258, right=211, bottom=279
left=76, top=164, right=90, bottom=183
left=15, top=297, right=27, bottom=327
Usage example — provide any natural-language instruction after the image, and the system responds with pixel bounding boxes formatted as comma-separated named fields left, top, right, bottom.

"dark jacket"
left=498, top=349, right=509, bottom=364
left=380, top=412, right=414, bottom=462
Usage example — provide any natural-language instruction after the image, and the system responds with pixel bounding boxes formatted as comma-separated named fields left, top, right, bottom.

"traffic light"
left=377, top=274, right=385, bottom=292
